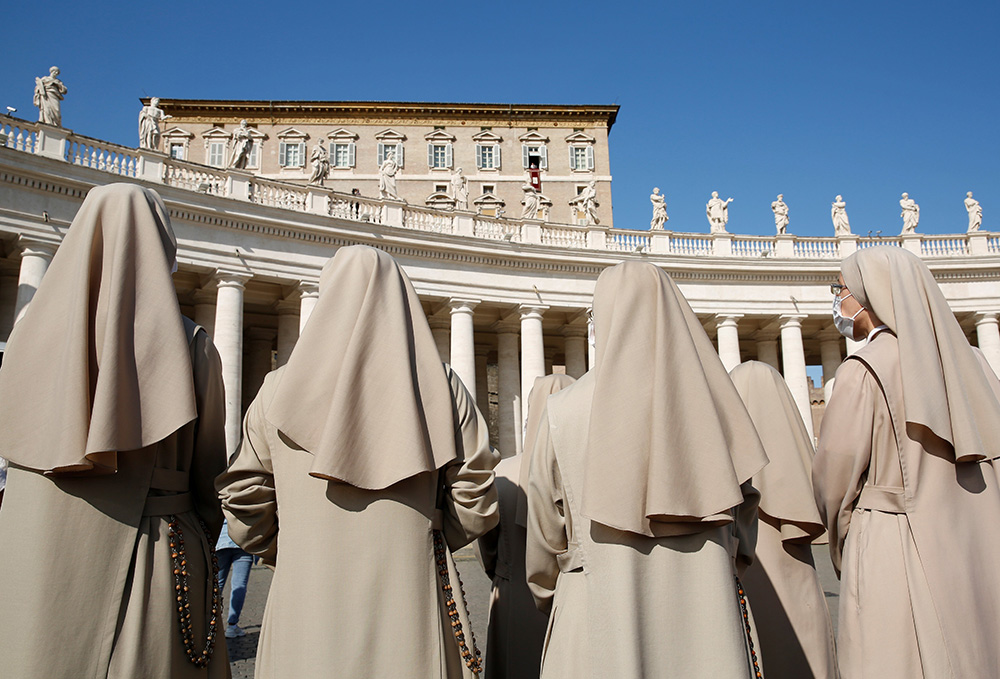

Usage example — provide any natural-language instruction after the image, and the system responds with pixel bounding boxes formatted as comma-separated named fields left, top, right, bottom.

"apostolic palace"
left=0, top=98, right=998, bottom=460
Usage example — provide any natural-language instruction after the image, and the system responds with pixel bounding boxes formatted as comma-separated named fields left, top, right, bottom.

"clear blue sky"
left=3, top=1, right=997, bottom=236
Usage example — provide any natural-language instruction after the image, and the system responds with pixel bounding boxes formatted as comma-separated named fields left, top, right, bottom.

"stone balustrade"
left=2, top=113, right=996, bottom=263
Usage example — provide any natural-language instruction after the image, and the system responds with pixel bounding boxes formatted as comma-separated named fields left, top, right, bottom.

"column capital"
left=214, top=269, right=252, bottom=289
left=560, top=324, right=589, bottom=339
left=296, top=281, right=320, bottom=299
left=779, top=313, right=808, bottom=329
left=519, top=303, right=549, bottom=321
left=428, top=315, right=451, bottom=331
left=714, top=313, right=744, bottom=328
left=193, top=286, right=218, bottom=305
left=475, top=343, right=492, bottom=357
left=245, top=326, right=278, bottom=343
left=15, top=236, right=58, bottom=259
left=274, top=295, right=301, bottom=315
left=975, top=311, right=1000, bottom=325
left=448, top=298, right=481, bottom=314
left=492, top=320, right=521, bottom=335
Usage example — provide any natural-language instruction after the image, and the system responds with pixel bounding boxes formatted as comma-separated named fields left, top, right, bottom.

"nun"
left=815, top=245, right=1000, bottom=677
left=0, top=183, right=230, bottom=678
left=730, top=360, right=838, bottom=679
left=525, top=261, right=768, bottom=678
left=216, top=245, right=499, bottom=678
left=476, top=373, right=575, bottom=679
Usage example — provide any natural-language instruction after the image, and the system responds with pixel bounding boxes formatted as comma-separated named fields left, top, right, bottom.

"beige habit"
left=525, top=262, right=769, bottom=679
left=477, top=374, right=575, bottom=679
left=730, top=361, right=838, bottom=679
left=0, top=183, right=230, bottom=678
left=217, top=246, right=499, bottom=679
left=815, top=246, right=1000, bottom=678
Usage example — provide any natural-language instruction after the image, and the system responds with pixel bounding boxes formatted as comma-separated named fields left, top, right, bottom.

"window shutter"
left=476, top=145, right=483, bottom=169
left=568, top=146, right=576, bottom=170
left=279, top=142, right=287, bottom=167
left=446, top=143, right=453, bottom=168
left=587, top=146, right=595, bottom=171
left=377, top=143, right=384, bottom=167
left=348, top=143, right=356, bottom=167
left=329, top=141, right=336, bottom=160
left=540, top=145, right=548, bottom=170
left=494, top=145, right=501, bottom=170
left=522, top=145, right=529, bottom=169
left=396, top=143, right=404, bottom=167
left=298, top=142, right=306, bottom=167
left=428, top=143, right=434, bottom=168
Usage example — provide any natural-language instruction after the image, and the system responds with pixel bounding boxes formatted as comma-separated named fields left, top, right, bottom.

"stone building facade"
left=147, top=99, right=618, bottom=227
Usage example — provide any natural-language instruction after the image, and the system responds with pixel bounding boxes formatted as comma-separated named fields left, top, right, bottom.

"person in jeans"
left=216, top=519, right=254, bottom=638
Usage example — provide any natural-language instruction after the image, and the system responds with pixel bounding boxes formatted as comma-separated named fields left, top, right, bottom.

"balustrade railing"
left=2, top=114, right=997, bottom=262
left=163, top=159, right=229, bottom=197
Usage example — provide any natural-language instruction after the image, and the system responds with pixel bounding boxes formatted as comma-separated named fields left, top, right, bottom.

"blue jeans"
left=216, top=548, right=253, bottom=625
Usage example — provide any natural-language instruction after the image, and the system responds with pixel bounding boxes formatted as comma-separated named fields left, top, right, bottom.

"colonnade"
left=4, top=237, right=1000, bottom=458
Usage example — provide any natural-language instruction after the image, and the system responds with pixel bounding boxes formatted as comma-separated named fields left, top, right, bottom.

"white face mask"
left=832, top=292, right=863, bottom=340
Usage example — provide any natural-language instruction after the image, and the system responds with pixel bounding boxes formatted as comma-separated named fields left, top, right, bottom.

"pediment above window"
left=327, top=128, right=359, bottom=141
left=276, top=127, right=309, bottom=141
left=424, top=129, right=456, bottom=142
left=201, top=127, right=232, bottom=140
left=374, top=128, right=407, bottom=142
left=472, top=130, right=503, bottom=143
left=473, top=193, right=506, bottom=208
left=564, top=131, right=596, bottom=144
left=163, top=127, right=194, bottom=140
left=425, top=191, right=456, bottom=208
left=518, top=130, right=550, bottom=143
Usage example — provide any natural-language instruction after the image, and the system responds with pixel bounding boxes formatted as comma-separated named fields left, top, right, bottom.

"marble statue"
left=138, top=97, right=172, bottom=151
left=771, top=194, right=789, bottom=234
left=966, top=191, right=982, bottom=232
left=649, top=187, right=668, bottom=230
left=451, top=168, right=469, bottom=210
left=379, top=150, right=399, bottom=199
left=832, top=195, right=851, bottom=235
left=900, top=192, right=920, bottom=234
left=521, top=182, right=540, bottom=219
left=33, top=66, right=67, bottom=127
left=308, top=143, right=329, bottom=185
left=569, top=181, right=600, bottom=225
left=706, top=191, right=733, bottom=233
left=229, top=120, right=252, bottom=169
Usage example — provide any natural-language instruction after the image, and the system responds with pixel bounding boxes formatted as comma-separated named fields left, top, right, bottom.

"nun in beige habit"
left=216, top=245, right=499, bottom=679
left=815, top=245, right=1000, bottom=678
left=525, top=261, right=769, bottom=679
left=730, top=361, right=838, bottom=679
left=0, top=183, right=230, bottom=679
left=476, top=373, right=575, bottom=679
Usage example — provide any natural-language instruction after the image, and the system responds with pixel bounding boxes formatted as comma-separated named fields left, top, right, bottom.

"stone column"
left=780, top=314, right=814, bottom=440
left=449, top=299, right=480, bottom=400
left=495, top=322, right=521, bottom=458
left=975, top=312, right=1000, bottom=377
left=13, top=239, right=56, bottom=326
left=193, top=288, right=217, bottom=339
left=819, top=334, right=843, bottom=402
left=562, top=326, right=588, bottom=378
left=214, top=271, right=251, bottom=456
left=755, top=339, right=779, bottom=370
left=587, top=308, right=596, bottom=369
left=0, top=263, right=20, bottom=342
left=474, top=345, right=490, bottom=410
left=274, top=295, right=300, bottom=367
left=298, top=282, right=320, bottom=333
left=243, top=327, right=276, bottom=408
left=428, top=317, right=451, bottom=364
left=715, top=314, right=743, bottom=372
left=544, top=346, right=556, bottom=376
left=520, top=305, right=548, bottom=424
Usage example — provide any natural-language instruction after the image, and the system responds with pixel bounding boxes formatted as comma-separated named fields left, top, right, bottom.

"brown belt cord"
left=167, top=515, right=222, bottom=668
left=735, top=575, right=763, bottom=679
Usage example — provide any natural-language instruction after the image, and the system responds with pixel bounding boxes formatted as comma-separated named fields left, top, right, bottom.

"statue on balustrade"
left=521, top=183, right=541, bottom=219
left=569, top=180, right=600, bottom=225
left=900, top=192, right=920, bottom=234
left=379, top=150, right=399, bottom=200
left=450, top=168, right=469, bottom=210
left=138, top=97, right=172, bottom=151
left=32, top=67, right=67, bottom=127
left=771, top=194, right=789, bottom=235
left=649, top=187, right=668, bottom=230
left=706, top=191, right=732, bottom=233
left=966, top=191, right=983, bottom=233
left=229, top=120, right=252, bottom=170
left=309, top=144, right=329, bottom=185
left=832, top=195, right=851, bottom=235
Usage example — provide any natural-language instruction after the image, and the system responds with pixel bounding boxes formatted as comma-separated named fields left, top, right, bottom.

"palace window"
left=435, top=184, right=448, bottom=193
left=482, top=184, right=495, bottom=195
left=476, top=144, right=500, bottom=170
left=208, top=141, right=226, bottom=167
left=522, top=144, right=548, bottom=169
left=569, top=146, right=594, bottom=171
left=428, top=143, right=453, bottom=169
left=377, top=142, right=405, bottom=167
left=169, top=143, right=185, bottom=160
left=331, top=142, right=356, bottom=168
left=279, top=141, right=304, bottom=168
left=246, top=141, right=260, bottom=169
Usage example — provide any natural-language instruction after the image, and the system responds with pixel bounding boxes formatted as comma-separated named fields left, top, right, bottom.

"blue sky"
left=3, top=1, right=997, bottom=236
